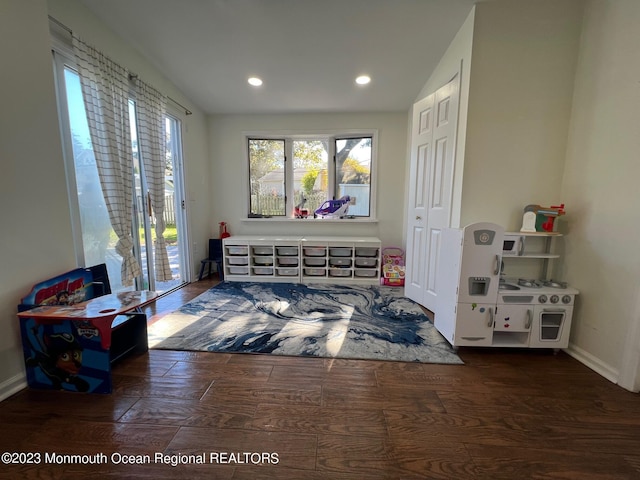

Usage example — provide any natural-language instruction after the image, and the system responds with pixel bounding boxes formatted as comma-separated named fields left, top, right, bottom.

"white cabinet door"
left=405, top=74, right=460, bottom=312
left=452, top=303, right=494, bottom=347
left=495, top=304, right=532, bottom=332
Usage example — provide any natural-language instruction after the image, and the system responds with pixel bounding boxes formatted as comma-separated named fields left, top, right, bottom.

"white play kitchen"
left=435, top=222, right=579, bottom=349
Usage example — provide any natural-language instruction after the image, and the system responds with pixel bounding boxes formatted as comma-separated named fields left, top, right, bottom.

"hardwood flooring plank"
left=248, top=404, right=387, bottom=435
left=388, top=442, right=480, bottom=480
left=145, top=349, right=232, bottom=364
left=316, top=433, right=402, bottom=478
left=267, top=363, right=378, bottom=387
left=21, top=418, right=178, bottom=454
left=163, top=362, right=273, bottom=381
left=110, top=374, right=214, bottom=400
left=467, top=444, right=639, bottom=480
left=201, top=382, right=322, bottom=407
left=0, top=389, right=137, bottom=423
left=385, top=409, right=640, bottom=455
left=166, top=426, right=317, bottom=470
left=1, top=462, right=234, bottom=480
left=322, top=383, right=447, bottom=412
left=118, top=397, right=256, bottom=428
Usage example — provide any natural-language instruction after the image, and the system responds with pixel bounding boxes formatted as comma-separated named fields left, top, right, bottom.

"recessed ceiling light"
left=248, top=77, right=263, bottom=87
left=355, top=75, right=371, bottom=85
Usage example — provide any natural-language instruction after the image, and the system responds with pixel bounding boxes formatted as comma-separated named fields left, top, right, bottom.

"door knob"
left=416, top=216, right=422, bottom=220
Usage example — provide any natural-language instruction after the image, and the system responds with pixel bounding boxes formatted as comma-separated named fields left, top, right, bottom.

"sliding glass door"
left=55, top=54, right=189, bottom=293
left=130, top=101, right=189, bottom=292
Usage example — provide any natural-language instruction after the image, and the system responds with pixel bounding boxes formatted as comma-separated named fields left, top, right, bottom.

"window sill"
left=241, top=217, right=378, bottom=224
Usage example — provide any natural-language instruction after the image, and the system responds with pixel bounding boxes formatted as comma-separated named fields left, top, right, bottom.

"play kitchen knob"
left=538, top=295, right=547, bottom=303
left=562, top=295, right=572, bottom=304
left=550, top=295, right=560, bottom=304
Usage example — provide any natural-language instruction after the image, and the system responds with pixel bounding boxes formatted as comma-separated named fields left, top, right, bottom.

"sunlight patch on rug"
left=148, top=282, right=463, bottom=364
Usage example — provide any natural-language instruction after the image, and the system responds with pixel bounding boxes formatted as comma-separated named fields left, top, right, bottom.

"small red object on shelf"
left=219, top=222, right=230, bottom=239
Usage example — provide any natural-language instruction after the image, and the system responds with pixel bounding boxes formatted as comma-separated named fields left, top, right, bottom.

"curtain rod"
left=49, top=15, right=72, bottom=34
left=50, top=15, right=193, bottom=116
left=129, top=74, right=193, bottom=116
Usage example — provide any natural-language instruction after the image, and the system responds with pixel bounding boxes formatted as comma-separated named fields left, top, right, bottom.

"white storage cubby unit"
left=223, top=236, right=381, bottom=285
left=301, top=237, right=381, bottom=284
left=223, top=236, right=301, bottom=282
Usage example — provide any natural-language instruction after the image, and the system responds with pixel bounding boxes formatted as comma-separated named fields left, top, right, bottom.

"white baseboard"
left=0, top=373, right=27, bottom=402
left=566, top=343, right=620, bottom=385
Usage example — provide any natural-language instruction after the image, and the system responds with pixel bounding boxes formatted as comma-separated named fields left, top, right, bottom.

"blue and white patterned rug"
left=148, top=282, right=463, bottom=364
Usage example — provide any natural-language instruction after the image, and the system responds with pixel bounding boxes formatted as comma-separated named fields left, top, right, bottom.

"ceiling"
left=80, top=0, right=477, bottom=115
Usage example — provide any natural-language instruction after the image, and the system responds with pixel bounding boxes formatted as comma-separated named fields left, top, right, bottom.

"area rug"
left=148, top=282, right=463, bottom=364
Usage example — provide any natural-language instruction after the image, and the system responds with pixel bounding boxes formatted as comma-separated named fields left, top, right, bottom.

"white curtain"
left=134, top=79, right=173, bottom=282
left=72, top=36, right=142, bottom=286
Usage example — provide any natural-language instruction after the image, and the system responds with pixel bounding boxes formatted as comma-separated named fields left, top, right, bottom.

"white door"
left=405, top=93, right=434, bottom=303
left=405, top=74, right=460, bottom=311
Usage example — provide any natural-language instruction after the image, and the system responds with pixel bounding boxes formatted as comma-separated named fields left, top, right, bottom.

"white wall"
left=208, top=113, right=408, bottom=249
left=0, top=0, right=75, bottom=398
left=47, top=0, right=211, bottom=279
left=561, top=0, right=640, bottom=389
left=460, top=0, right=584, bottom=230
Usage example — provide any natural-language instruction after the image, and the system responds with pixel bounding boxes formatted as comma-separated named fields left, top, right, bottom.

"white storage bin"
left=227, top=266, right=249, bottom=275
left=330, top=258, right=352, bottom=267
left=304, top=268, right=326, bottom=276
left=253, top=256, right=273, bottom=266
left=226, top=246, right=248, bottom=256
left=276, top=267, right=299, bottom=276
left=277, top=257, right=298, bottom=266
left=354, top=268, right=377, bottom=277
left=303, top=247, right=326, bottom=257
left=252, top=266, right=273, bottom=275
left=227, top=256, right=248, bottom=265
left=276, top=246, right=298, bottom=256
left=355, top=257, right=377, bottom=267
left=329, top=268, right=352, bottom=277
left=355, top=247, right=378, bottom=257
left=329, top=247, right=352, bottom=257
left=252, top=246, right=273, bottom=255
left=304, top=257, right=326, bottom=267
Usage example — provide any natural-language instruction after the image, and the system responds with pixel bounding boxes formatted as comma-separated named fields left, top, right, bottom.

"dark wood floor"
left=2, top=277, right=640, bottom=479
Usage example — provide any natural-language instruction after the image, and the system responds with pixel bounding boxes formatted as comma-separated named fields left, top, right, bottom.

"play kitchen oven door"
left=529, top=305, right=573, bottom=348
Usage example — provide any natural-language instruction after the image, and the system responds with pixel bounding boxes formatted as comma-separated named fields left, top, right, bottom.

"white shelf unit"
left=223, top=236, right=381, bottom=285
left=300, top=237, right=381, bottom=285
left=502, top=231, right=562, bottom=280
left=223, top=236, right=301, bottom=282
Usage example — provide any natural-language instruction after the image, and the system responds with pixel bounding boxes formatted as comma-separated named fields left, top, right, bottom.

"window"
left=53, top=51, right=189, bottom=293
left=248, top=139, right=285, bottom=216
left=247, top=133, right=375, bottom=219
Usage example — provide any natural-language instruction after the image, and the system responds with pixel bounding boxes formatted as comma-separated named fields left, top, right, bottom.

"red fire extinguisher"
left=219, top=222, right=230, bottom=239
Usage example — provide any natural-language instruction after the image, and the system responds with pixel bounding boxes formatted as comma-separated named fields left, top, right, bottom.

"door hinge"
left=181, top=199, right=186, bottom=209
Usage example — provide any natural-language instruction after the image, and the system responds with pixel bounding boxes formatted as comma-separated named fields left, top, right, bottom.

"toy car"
left=314, top=195, right=351, bottom=219
left=293, top=197, right=309, bottom=218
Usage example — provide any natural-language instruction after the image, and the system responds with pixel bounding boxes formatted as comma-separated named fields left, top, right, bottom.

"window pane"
left=292, top=140, right=328, bottom=217
left=63, top=67, right=125, bottom=291
left=335, top=137, right=372, bottom=216
left=248, top=139, right=285, bottom=216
